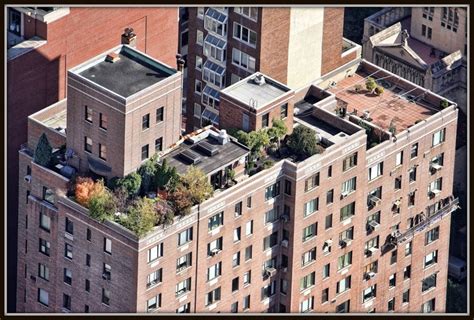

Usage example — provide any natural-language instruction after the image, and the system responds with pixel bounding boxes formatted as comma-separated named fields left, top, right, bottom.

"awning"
left=205, top=8, right=228, bottom=23
left=88, top=156, right=112, bottom=175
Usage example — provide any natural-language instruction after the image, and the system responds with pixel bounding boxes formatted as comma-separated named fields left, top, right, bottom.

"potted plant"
left=375, top=86, right=384, bottom=96
left=354, top=84, right=362, bottom=93
left=365, top=77, right=377, bottom=94
left=226, top=168, right=236, bottom=186
left=440, top=99, right=449, bottom=109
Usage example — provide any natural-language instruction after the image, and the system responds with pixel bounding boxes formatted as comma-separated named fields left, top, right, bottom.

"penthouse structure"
left=17, top=43, right=458, bottom=314
left=180, top=6, right=361, bottom=132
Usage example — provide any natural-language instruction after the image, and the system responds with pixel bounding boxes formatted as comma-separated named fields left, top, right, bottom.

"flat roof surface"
left=163, top=134, right=249, bottom=176
left=223, top=74, right=290, bottom=109
left=328, top=72, right=437, bottom=131
left=42, top=108, right=67, bottom=130
left=295, top=113, right=347, bottom=139
left=78, top=47, right=175, bottom=97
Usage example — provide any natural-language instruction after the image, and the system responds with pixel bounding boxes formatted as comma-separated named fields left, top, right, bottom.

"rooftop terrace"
left=328, top=69, right=437, bottom=132
left=75, top=46, right=176, bottom=98
left=222, top=73, right=291, bottom=109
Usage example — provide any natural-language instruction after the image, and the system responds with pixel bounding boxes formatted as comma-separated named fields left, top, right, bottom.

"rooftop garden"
left=68, top=154, right=214, bottom=238
left=33, top=133, right=76, bottom=178
left=228, top=119, right=324, bottom=175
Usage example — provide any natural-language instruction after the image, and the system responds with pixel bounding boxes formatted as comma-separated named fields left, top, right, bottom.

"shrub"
left=88, top=186, right=115, bottom=222
left=34, top=133, right=53, bottom=167
left=375, top=86, right=384, bottom=96
left=286, top=126, right=322, bottom=160
left=263, top=160, right=275, bottom=169
left=440, top=99, right=449, bottom=109
left=226, top=168, right=236, bottom=181
left=180, top=166, right=213, bottom=204
left=168, top=184, right=193, bottom=216
left=113, top=187, right=129, bottom=213
left=156, top=201, right=175, bottom=226
left=118, top=198, right=156, bottom=237
left=267, top=119, right=288, bottom=143
left=365, top=77, right=377, bottom=92
left=155, top=159, right=179, bottom=191
left=138, top=155, right=158, bottom=195
left=116, top=172, right=142, bottom=197
left=75, top=177, right=97, bottom=207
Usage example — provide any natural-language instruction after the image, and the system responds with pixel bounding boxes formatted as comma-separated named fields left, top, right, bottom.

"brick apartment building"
left=6, top=6, right=178, bottom=311
left=180, top=7, right=361, bottom=132
left=17, top=35, right=458, bottom=314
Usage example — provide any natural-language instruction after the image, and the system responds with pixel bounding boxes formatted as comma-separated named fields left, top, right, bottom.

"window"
left=141, top=144, right=149, bottom=161
left=323, top=263, right=330, bottom=279
left=8, top=9, right=21, bottom=36
left=343, top=153, right=357, bottom=171
left=233, top=227, right=241, bottom=242
left=327, top=189, right=334, bottom=204
left=389, top=273, right=396, bottom=287
left=204, top=8, right=228, bottom=37
left=362, top=285, right=377, bottom=303
left=262, top=113, right=270, bottom=128
left=232, top=202, right=242, bottom=218
left=368, top=162, right=383, bottom=181
left=318, top=288, right=328, bottom=304
left=156, top=107, right=164, bottom=123
left=341, top=177, right=356, bottom=195
left=64, top=268, right=72, bottom=285
left=404, top=265, right=411, bottom=279
left=395, top=176, right=402, bottom=190
left=63, top=294, right=72, bottom=311
left=339, top=226, right=354, bottom=242
left=428, top=177, right=443, bottom=197
left=43, top=186, right=54, bottom=204
left=86, top=228, right=91, bottom=241
left=336, top=275, right=351, bottom=293
left=38, top=263, right=49, bottom=281
left=204, top=34, right=226, bottom=62
left=85, top=105, right=92, bottom=122
left=336, top=300, right=350, bottom=313
left=86, top=254, right=91, bottom=267
left=207, top=237, right=223, bottom=257
left=85, top=279, right=90, bottom=292
left=146, top=243, right=163, bottom=263
left=231, top=48, right=256, bottom=72
left=176, top=278, right=192, bottom=296
left=281, top=103, right=288, bottom=119
left=261, top=280, right=277, bottom=300
left=395, top=151, right=403, bottom=166
left=300, top=296, right=314, bottom=313
left=425, top=226, right=440, bottom=244
left=147, top=294, right=161, bottom=312
left=193, top=103, right=201, bottom=118
left=205, top=287, right=221, bottom=306
left=263, top=232, right=278, bottom=250
left=245, top=220, right=253, bottom=236
left=390, top=250, right=398, bottom=264
left=337, top=251, right=352, bottom=270
left=340, top=202, right=355, bottom=221
left=402, top=289, right=410, bottom=303
left=99, top=113, right=107, bottom=130
left=207, top=262, right=222, bottom=281
left=39, top=211, right=51, bottom=232
left=176, top=252, right=192, bottom=272
left=422, top=298, right=436, bottom=313
left=243, top=294, right=250, bottom=310
left=64, top=243, right=73, bottom=259
left=302, top=247, right=317, bottom=266
left=410, top=143, right=418, bottom=159
left=102, top=288, right=110, bottom=305
left=304, top=198, right=319, bottom=217
left=408, top=191, right=416, bottom=206
left=265, top=207, right=280, bottom=224
left=142, top=113, right=150, bottom=130
left=208, top=212, right=224, bottom=231
left=196, top=30, right=204, bottom=46
left=245, top=245, right=253, bottom=261
left=364, top=260, right=378, bottom=275
left=100, top=263, right=111, bottom=281
left=232, top=277, right=239, bottom=292
left=63, top=217, right=74, bottom=235
left=196, top=56, right=203, bottom=71
left=233, top=22, right=257, bottom=47
left=408, top=166, right=417, bottom=182
left=424, top=250, right=438, bottom=268
left=197, top=7, right=204, bottom=19
left=243, top=270, right=251, bottom=285
left=305, top=172, right=320, bottom=191
left=195, top=79, right=202, bottom=94
left=234, top=7, right=258, bottom=21
left=153, top=137, right=163, bottom=153
left=405, top=241, right=412, bottom=256
left=38, top=288, right=49, bottom=306
left=177, top=302, right=191, bottom=313
left=104, top=238, right=112, bottom=254
left=232, top=251, right=241, bottom=267
left=302, top=223, right=317, bottom=242
left=201, top=85, right=220, bottom=109
left=247, top=196, right=252, bottom=208
left=265, top=181, right=280, bottom=200
left=203, top=60, right=226, bottom=88
left=422, top=274, right=437, bottom=292
left=284, top=179, right=292, bottom=195
left=97, top=143, right=107, bottom=160
left=388, top=297, right=395, bottom=311
left=365, top=236, right=379, bottom=252
left=325, top=214, right=333, bottom=229
left=300, top=272, right=316, bottom=290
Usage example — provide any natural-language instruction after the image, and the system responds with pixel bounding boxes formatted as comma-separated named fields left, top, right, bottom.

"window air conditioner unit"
left=339, top=240, right=348, bottom=248
left=280, top=240, right=289, bottom=248
left=265, top=267, right=277, bottom=277
left=280, top=214, right=289, bottom=223
left=102, top=273, right=111, bottom=280
left=24, top=175, right=31, bottom=183
left=210, top=248, right=220, bottom=256
left=430, top=163, right=442, bottom=172
left=367, top=271, right=376, bottom=278
left=368, top=220, right=380, bottom=230
left=369, top=195, right=381, bottom=205
left=340, top=191, right=349, bottom=199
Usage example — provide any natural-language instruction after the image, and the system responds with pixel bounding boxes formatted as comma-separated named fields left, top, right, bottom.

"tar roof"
left=222, top=73, right=291, bottom=109
left=77, top=46, right=176, bottom=98
left=163, top=133, right=249, bottom=176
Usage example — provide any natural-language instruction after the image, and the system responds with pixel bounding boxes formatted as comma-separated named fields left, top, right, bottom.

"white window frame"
left=196, top=56, right=203, bottom=71
left=204, top=34, right=226, bottom=62
left=204, top=8, right=228, bottom=38
left=196, top=30, right=204, bottom=46
left=233, top=22, right=257, bottom=47
left=234, top=7, right=258, bottom=21
left=368, top=162, right=383, bottom=181
left=178, top=228, right=193, bottom=247
left=232, top=48, right=256, bottom=72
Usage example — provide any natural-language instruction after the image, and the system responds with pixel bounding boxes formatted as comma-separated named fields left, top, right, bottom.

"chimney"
left=121, top=27, right=137, bottom=47
left=176, top=54, right=185, bottom=72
